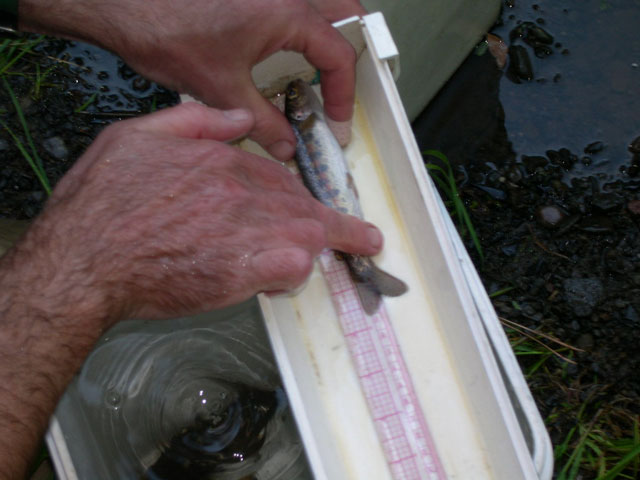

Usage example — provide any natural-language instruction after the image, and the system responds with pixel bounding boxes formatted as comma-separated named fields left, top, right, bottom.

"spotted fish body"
left=285, top=80, right=407, bottom=314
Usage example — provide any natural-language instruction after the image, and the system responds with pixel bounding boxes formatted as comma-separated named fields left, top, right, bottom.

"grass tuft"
left=1, top=77, right=51, bottom=195
left=422, top=149, right=484, bottom=260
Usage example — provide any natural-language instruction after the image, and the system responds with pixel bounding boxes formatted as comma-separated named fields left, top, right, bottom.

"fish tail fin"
left=354, top=264, right=408, bottom=315
left=355, top=282, right=382, bottom=315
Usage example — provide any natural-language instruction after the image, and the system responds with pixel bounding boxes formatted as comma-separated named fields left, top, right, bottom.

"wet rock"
left=590, top=192, right=623, bottom=212
left=506, top=165, right=524, bottom=183
left=43, top=136, right=69, bottom=160
left=629, top=136, right=640, bottom=154
left=577, top=215, right=614, bottom=233
left=473, top=184, right=507, bottom=200
left=584, top=141, right=605, bottom=154
left=521, top=155, right=548, bottom=172
left=510, top=21, right=554, bottom=46
left=624, top=305, right=639, bottom=324
left=547, top=148, right=577, bottom=170
left=132, top=77, right=151, bottom=92
left=507, top=45, right=534, bottom=82
left=118, top=63, right=137, bottom=80
left=533, top=45, right=553, bottom=58
left=536, top=205, right=567, bottom=228
left=563, top=278, right=603, bottom=317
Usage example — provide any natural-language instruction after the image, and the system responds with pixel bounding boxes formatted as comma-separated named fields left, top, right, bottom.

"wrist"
left=0, top=219, right=121, bottom=339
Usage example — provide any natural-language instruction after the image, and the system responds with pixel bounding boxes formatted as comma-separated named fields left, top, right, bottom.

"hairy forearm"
left=0, top=223, right=112, bottom=479
left=18, top=0, right=143, bottom=53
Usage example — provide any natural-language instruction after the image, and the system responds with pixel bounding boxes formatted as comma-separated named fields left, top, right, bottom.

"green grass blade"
left=0, top=119, right=52, bottom=195
left=422, top=149, right=484, bottom=260
left=75, top=92, right=98, bottom=113
left=0, top=35, right=44, bottom=76
left=2, top=78, right=51, bottom=194
left=597, top=443, right=640, bottom=480
left=489, top=286, right=516, bottom=297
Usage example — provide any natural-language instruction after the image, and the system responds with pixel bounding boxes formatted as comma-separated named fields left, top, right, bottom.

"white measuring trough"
left=248, top=13, right=553, bottom=480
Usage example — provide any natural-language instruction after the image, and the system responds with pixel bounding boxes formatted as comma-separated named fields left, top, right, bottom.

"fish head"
left=285, top=79, right=313, bottom=123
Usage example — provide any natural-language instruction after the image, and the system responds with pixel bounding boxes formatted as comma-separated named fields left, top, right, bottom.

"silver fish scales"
left=285, top=79, right=407, bottom=314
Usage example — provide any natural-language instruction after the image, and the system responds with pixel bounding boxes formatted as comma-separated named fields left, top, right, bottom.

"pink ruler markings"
left=318, top=251, right=446, bottom=480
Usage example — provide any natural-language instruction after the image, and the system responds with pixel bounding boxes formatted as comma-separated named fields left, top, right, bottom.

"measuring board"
left=318, top=251, right=446, bottom=480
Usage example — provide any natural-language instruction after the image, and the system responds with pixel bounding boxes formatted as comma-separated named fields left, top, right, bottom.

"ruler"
left=318, top=251, right=446, bottom=480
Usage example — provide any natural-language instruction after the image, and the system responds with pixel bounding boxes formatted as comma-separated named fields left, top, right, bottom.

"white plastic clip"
left=362, top=12, right=401, bottom=80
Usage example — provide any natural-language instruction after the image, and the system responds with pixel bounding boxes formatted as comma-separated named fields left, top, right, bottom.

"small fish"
left=285, top=79, right=407, bottom=314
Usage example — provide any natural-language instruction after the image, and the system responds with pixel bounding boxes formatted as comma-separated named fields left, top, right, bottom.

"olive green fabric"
left=361, top=0, right=500, bottom=120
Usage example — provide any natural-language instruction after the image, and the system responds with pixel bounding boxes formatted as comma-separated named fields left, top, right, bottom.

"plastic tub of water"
left=47, top=12, right=553, bottom=480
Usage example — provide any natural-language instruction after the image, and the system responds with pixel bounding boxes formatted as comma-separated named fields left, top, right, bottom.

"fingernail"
left=268, top=140, right=295, bottom=160
left=223, top=108, right=251, bottom=122
left=367, top=224, right=383, bottom=251
left=326, top=117, right=352, bottom=147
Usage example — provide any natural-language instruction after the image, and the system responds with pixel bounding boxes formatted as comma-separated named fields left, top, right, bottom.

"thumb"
left=203, top=76, right=297, bottom=161
left=129, top=102, right=255, bottom=142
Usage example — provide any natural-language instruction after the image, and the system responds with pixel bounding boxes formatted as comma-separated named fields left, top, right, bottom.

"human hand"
left=20, top=0, right=367, bottom=160
left=19, top=102, right=382, bottom=324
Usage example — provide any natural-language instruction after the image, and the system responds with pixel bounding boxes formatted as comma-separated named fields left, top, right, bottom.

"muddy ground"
left=2, top=2, right=640, bottom=479
left=414, top=1, right=640, bottom=478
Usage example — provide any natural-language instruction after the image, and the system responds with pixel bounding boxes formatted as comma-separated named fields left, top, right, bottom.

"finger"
left=250, top=247, right=315, bottom=292
left=250, top=218, right=327, bottom=255
left=308, top=0, right=368, bottom=23
left=219, top=78, right=297, bottom=160
left=290, top=16, right=357, bottom=122
left=128, top=102, right=255, bottom=142
left=321, top=208, right=384, bottom=256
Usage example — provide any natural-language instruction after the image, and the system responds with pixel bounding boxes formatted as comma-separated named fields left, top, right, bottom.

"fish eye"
left=286, top=86, right=299, bottom=99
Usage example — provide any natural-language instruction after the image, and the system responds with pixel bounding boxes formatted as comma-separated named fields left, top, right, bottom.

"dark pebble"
left=576, top=333, right=595, bottom=350
left=97, top=71, right=109, bottom=81
left=584, top=141, right=605, bottom=154
left=522, top=155, right=548, bottom=172
left=508, top=45, right=534, bottom=82
left=43, top=136, right=69, bottom=160
left=591, top=192, right=623, bottom=212
left=534, top=45, right=553, bottom=58
left=132, top=77, right=151, bottom=92
left=501, top=244, right=518, bottom=256
left=624, top=305, right=639, bottom=324
left=578, top=215, right=614, bottom=233
left=536, top=205, right=567, bottom=228
left=506, top=165, right=523, bottom=183
left=563, top=278, right=603, bottom=317
left=118, top=63, right=137, bottom=80
left=473, top=184, right=507, bottom=201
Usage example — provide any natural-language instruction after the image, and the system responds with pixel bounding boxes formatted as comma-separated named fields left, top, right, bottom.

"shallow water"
left=55, top=301, right=312, bottom=479
left=47, top=39, right=179, bottom=115
left=495, top=0, right=640, bottom=179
